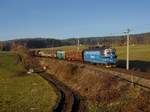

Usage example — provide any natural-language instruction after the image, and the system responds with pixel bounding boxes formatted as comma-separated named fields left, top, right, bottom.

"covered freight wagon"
left=83, top=48, right=117, bottom=66
left=56, top=50, right=65, bottom=59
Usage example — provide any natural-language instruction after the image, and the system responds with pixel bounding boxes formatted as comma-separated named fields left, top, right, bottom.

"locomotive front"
left=103, top=48, right=117, bottom=66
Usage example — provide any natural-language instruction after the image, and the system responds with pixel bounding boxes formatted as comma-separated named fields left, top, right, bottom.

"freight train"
left=32, top=46, right=117, bottom=67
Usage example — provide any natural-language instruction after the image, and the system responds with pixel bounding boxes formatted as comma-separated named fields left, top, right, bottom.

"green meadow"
left=0, top=52, right=58, bottom=112
left=114, top=44, right=150, bottom=61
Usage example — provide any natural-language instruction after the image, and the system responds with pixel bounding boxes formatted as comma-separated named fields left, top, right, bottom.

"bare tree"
left=0, top=42, right=3, bottom=51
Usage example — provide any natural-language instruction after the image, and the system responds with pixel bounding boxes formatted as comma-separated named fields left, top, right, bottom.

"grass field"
left=0, top=53, right=58, bottom=112
left=32, top=45, right=88, bottom=53
left=53, top=45, right=88, bottom=51
left=114, top=44, right=150, bottom=61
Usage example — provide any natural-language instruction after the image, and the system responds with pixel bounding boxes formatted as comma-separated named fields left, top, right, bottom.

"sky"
left=0, top=0, right=150, bottom=40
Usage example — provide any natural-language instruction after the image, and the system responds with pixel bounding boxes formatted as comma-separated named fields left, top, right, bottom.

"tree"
left=0, top=42, right=3, bottom=51
left=11, top=42, right=27, bottom=52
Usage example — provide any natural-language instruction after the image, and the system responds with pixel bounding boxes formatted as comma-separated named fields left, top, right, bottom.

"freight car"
left=83, top=47, right=117, bottom=67
left=56, top=50, right=65, bottom=59
left=65, top=51, right=83, bottom=61
left=49, top=50, right=57, bottom=58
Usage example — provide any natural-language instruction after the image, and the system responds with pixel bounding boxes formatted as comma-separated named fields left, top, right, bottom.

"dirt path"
left=39, top=73, right=86, bottom=112
left=18, top=54, right=86, bottom=112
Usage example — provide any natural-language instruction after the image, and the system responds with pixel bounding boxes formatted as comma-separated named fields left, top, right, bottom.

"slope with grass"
left=0, top=52, right=58, bottom=112
left=40, top=58, right=150, bottom=112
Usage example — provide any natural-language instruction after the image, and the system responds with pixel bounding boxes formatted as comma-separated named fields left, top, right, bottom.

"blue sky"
left=0, top=0, right=150, bottom=40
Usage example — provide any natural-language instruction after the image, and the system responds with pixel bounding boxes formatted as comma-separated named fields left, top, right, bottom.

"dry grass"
left=41, top=58, right=150, bottom=112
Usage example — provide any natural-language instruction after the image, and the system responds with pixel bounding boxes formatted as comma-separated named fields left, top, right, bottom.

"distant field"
left=53, top=45, right=88, bottom=51
left=0, top=53, right=58, bottom=112
left=114, top=44, right=150, bottom=61
left=33, top=45, right=88, bottom=52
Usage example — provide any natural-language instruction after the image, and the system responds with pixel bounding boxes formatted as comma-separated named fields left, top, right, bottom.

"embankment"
left=39, top=58, right=150, bottom=112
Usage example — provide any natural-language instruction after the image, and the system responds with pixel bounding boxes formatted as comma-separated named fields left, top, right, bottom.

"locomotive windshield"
left=104, top=48, right=116, bottom=56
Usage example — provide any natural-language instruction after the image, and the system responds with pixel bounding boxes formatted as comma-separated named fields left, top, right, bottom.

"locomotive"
left=83, top=48, right=117, bottom=67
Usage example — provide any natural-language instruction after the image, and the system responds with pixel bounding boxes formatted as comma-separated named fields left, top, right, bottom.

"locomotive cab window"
left=104, top=49, right=111, bottom=56
left=104, top=49, right=116, bottom=56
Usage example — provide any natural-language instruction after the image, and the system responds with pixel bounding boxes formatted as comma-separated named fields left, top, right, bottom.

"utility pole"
left=124, top=29, right=134, bottom=87
left=124, top=29, right=130, bottom=70
left=77, top=38, right=80, bottom=51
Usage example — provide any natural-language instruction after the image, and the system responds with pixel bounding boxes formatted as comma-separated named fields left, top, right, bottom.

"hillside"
left=0, top=32, right=150, bottom=50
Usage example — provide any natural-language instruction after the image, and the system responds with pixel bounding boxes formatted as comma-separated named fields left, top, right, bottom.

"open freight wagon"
left=65, top=51, right=83, bottom=61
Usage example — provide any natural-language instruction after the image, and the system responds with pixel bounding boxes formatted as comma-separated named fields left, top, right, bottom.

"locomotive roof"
left=84, top=46, right=112, bottom=51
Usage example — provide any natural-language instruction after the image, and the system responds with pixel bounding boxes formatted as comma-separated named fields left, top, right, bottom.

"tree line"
left=0, top=32, right=150, bottom=51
